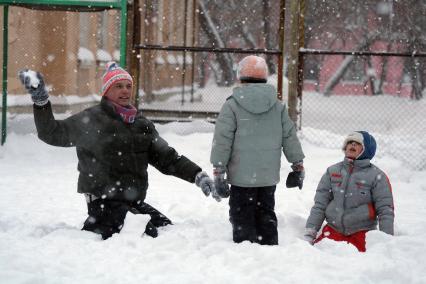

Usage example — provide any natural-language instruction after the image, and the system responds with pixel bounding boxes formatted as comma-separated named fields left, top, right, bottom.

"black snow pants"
left=82, top=194, right=172, bottom=240
left=229, top=185, right=278, bottom=245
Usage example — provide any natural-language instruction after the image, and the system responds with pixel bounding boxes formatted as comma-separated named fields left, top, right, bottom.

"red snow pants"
left=314, top=224, right=367, bottom=252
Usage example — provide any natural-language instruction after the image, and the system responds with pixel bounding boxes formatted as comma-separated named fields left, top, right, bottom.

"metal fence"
left=136, top=49, right=283, bottom=121
left=298, top=0, right=426, bottom=170
left=299, top=53, right=426, bottom=170
left=1, top=5, right=122, bottom=110
left=0, top=4, right=125, bottom=142
left=134, top=0, right=285, bottom=120
left=1, top=0, right=425, bottom=170
left=134, top=0, right=426, bottom=170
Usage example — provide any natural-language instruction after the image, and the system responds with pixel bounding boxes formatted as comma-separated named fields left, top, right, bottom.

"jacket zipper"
left=341, top=160, right=354, bottom=234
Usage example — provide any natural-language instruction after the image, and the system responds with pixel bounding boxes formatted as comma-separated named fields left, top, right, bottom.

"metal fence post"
left=277, top=0, right=286, bottom=101
left=297, top=0, right=306, bottom=130
left=120, top=0, right=128, bottom=68
left=1, top=5, right=9, bottom=145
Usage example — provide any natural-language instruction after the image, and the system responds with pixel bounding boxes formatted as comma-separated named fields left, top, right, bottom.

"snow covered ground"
left=1, top=118, right=426, bottom=284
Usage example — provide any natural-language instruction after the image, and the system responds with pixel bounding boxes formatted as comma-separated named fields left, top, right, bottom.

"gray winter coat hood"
left=232, top=84, right=277, bottom=114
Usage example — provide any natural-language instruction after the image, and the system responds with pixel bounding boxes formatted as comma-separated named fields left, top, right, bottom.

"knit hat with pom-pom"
left=101, top=61, right=133, bottom=96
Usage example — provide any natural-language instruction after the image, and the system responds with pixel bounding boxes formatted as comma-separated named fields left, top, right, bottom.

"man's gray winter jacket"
left=210, top=83, right=305, bottom=187
left=306, top=158, right=394, bottom=236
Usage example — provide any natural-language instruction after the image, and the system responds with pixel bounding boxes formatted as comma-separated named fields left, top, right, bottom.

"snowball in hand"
left=23, top=70, right=40, bottom=89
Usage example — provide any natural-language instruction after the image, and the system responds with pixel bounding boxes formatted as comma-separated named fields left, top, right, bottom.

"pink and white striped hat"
left=101, top=61, right=133, bottom=96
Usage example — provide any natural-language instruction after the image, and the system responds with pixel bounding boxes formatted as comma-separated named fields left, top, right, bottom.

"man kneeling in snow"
left=304, top=131, right=394, bottom=252
left=19, top=63, right=220, bottom=240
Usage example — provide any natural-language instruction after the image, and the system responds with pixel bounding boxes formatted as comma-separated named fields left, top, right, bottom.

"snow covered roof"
left=96, top=49, right=112, bottom=62
left=78, top=47, right=95, bottom=62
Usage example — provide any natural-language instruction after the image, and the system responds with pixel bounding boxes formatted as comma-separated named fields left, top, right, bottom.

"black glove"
left=144, top=221, right=158, bottom=238
left=18, top=69, right=49, bottom=106
left=286, top=161, right=305, bottom=189
left=213, top=166, right=230, bottom=198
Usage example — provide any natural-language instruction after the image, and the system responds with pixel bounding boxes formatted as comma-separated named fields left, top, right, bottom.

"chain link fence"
left=1, top=5, right=124, bottom=137
left=2, top=0, right=425, bottom=170
left=136, top=0, right=283, bottom=120
left=137, top=51, right=283, bottom=120
left=299, top=0, right=426, bottom=170
left=136, top=0, right=426, bottom=169
left=1, top=6, right=122, bottom=112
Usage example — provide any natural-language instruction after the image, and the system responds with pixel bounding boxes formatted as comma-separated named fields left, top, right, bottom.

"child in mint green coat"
left=210, top=55, right=305, bottom=245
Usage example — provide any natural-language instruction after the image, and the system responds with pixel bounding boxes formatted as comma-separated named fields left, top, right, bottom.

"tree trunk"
left=198, top=0, right=234, bottom=86
left=198, top=52, right=209, bottom=88
left=323, top=32, right=379, bottom=96
left=263, top=0, right=276, bottom=74
left=366, top=57, right=378, bottom=95
left=412, top=57, right=423, bottom=100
